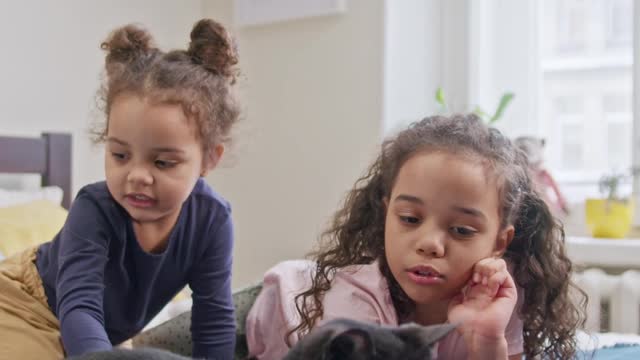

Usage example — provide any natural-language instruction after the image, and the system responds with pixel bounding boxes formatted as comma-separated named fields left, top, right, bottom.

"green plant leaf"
left=435, top=87, right=446, bottom=108
left=599, top=173, right=624, bottom=200
left=489, top=92, right=515, bottom=124
left=473, top=106, right=490, bottom=122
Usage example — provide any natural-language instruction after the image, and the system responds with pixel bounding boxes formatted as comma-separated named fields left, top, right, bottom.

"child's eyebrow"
left=451, top=206, right=487, bottom=220
left=152, top=147, right=185, bottom=154
left=394, top=194, right=424, bottom=205
left=107, top=137, right=128, bottom=146
left=394, top=195, right=487, bottom=220
left=107, top=137, right=184, bottom=153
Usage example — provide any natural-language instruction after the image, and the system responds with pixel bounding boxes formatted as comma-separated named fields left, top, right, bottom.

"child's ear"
left=200, top=144, right=225, bottom=177
left=493, top=225, right=514, bottom=257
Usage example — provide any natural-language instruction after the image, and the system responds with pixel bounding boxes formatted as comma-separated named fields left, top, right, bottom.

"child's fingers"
left=487, top=270, right=508, bottom=295
left=472, top=258, right=507, bottom=285
left=474, top=258, right=506, bottom=276
left=489, top=268, right=518, bottom=302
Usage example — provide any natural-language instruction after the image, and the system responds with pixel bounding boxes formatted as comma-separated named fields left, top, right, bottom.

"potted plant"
left=585, top=171, right=635, bottom=238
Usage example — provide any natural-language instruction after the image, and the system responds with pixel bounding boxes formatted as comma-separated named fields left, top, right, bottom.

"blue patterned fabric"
left=577, top=343, right=640, bottom=359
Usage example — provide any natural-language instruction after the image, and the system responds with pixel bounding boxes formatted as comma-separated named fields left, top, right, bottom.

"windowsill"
left=556, top=180, right=633, bottom=204
left=541, top=54, right=633, bottom=72
left=566, top=235, right=640, bottom=269
left=554, top=171, right=632, bottom=185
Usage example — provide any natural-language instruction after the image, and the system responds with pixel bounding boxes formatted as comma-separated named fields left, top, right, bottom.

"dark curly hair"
left=291, top=114, right=587, bottom=358
left=92, top=18, right=240, bottom=151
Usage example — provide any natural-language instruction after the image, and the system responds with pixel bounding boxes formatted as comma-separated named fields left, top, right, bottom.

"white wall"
left=203, top=0, right=385, bottom=288
left=384, top=0, right=539, bottom=139
left=464, top=0, right=540, bottom=138
left=383, top=0, right=484, bottom=134
left=0, top=1, right=205, bottom=194
left=383, top=0, right=443, bottom=134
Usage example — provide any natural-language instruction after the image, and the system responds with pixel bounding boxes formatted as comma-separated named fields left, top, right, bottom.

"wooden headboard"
left=0, top=133, right=72, bottom=209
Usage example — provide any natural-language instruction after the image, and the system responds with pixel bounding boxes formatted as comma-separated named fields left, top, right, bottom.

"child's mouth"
left=125, top=193, right=156, bottom=208
left=406, top=265, right=445, bottom=285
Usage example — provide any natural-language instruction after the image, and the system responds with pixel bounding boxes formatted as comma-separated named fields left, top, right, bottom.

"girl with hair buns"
left=0, top=19, right=240, bottom=359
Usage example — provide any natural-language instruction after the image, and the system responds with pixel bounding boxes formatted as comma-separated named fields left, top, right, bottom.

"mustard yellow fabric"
left=0, top=246, right=64, bottom=360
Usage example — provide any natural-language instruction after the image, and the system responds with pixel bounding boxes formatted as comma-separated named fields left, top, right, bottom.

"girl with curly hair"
left=247, top=114, right=586, bottom=359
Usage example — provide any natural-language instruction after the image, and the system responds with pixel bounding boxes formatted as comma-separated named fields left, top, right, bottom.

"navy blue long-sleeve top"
left=35, top=179, right=235, bottom=359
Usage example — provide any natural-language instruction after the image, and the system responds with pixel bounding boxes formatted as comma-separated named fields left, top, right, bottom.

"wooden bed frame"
left=0, top=133, right=72, bottom=209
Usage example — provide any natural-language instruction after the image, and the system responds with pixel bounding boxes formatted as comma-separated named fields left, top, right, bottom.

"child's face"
left=384, top=151, right=512, bottom=308
left=104, top=94, right=216, bottom=231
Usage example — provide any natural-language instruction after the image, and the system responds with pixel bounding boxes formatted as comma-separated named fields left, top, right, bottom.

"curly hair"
left=91, top=18, right=240, bottom=151
left=291, top=114, right=587, bottom=358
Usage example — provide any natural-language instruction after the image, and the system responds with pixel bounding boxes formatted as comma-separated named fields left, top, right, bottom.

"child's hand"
left=447, top=258, right=517, bottom=347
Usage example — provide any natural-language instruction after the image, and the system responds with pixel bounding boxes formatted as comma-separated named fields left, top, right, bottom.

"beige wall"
left=203, top=1, right=385, bottom=288
left=0, top=0, right=388, bottom=289
left=0, top=1, right=205, bottom=193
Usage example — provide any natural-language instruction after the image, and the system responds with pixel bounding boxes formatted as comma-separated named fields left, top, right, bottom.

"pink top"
left=246, top=260, right=524, bottom=360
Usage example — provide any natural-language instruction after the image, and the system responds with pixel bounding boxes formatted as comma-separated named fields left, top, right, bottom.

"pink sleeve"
left=245, top=260, right=312, bottom=360
left=320, top=264, right=398, bottom=326
left=504, top=286, right=525, bottom=355
left=245, top=261, right=398, bottom=360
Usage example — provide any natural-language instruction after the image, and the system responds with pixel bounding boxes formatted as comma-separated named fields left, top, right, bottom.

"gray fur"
left=283, top=318, right=456, bottom=360
left=67, top=347, right=193, bottom=360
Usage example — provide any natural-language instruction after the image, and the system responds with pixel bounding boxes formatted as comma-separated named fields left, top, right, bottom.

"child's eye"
left=451, top=226, right=476, bottom=237
left=155, top=160, right=176, bottom=169
left=399, top=216, right=421, bottom=225
left=111, top=152, right=127, bottom=161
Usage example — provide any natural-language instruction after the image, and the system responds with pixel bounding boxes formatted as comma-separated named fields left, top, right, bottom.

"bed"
left=0, top=132, right=72, bottom=260
left=0, top=132, right=72, bottom=209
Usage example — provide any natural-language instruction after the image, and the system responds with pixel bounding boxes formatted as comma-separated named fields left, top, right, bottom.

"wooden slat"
left=43, top=133, right=72, bottom=209
left=0, top=135, right=47, bottom=173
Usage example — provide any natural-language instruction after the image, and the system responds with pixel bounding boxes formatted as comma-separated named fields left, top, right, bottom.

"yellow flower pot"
left=585, top=198, right=634, bottom=238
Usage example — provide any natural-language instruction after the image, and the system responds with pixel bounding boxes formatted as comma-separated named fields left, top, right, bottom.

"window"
left=606, top=0, right=633, bottom=48
left=540, top=0, right=634, bottom=183
left=384, top=1, right=637, bottom=201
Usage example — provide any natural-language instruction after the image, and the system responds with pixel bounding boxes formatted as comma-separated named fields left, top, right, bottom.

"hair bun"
left=101, top=24, right=155, bottom=64
left=188, top=19, right=239, bottom=83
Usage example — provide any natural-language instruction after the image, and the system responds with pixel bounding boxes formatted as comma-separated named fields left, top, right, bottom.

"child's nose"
left=127, top=166, right=154, bottom=186
left=415, top=228, right=446, bottom=258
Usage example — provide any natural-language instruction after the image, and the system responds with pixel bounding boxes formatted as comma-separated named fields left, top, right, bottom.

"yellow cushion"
left=0, top=200, right=67, bottom=257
